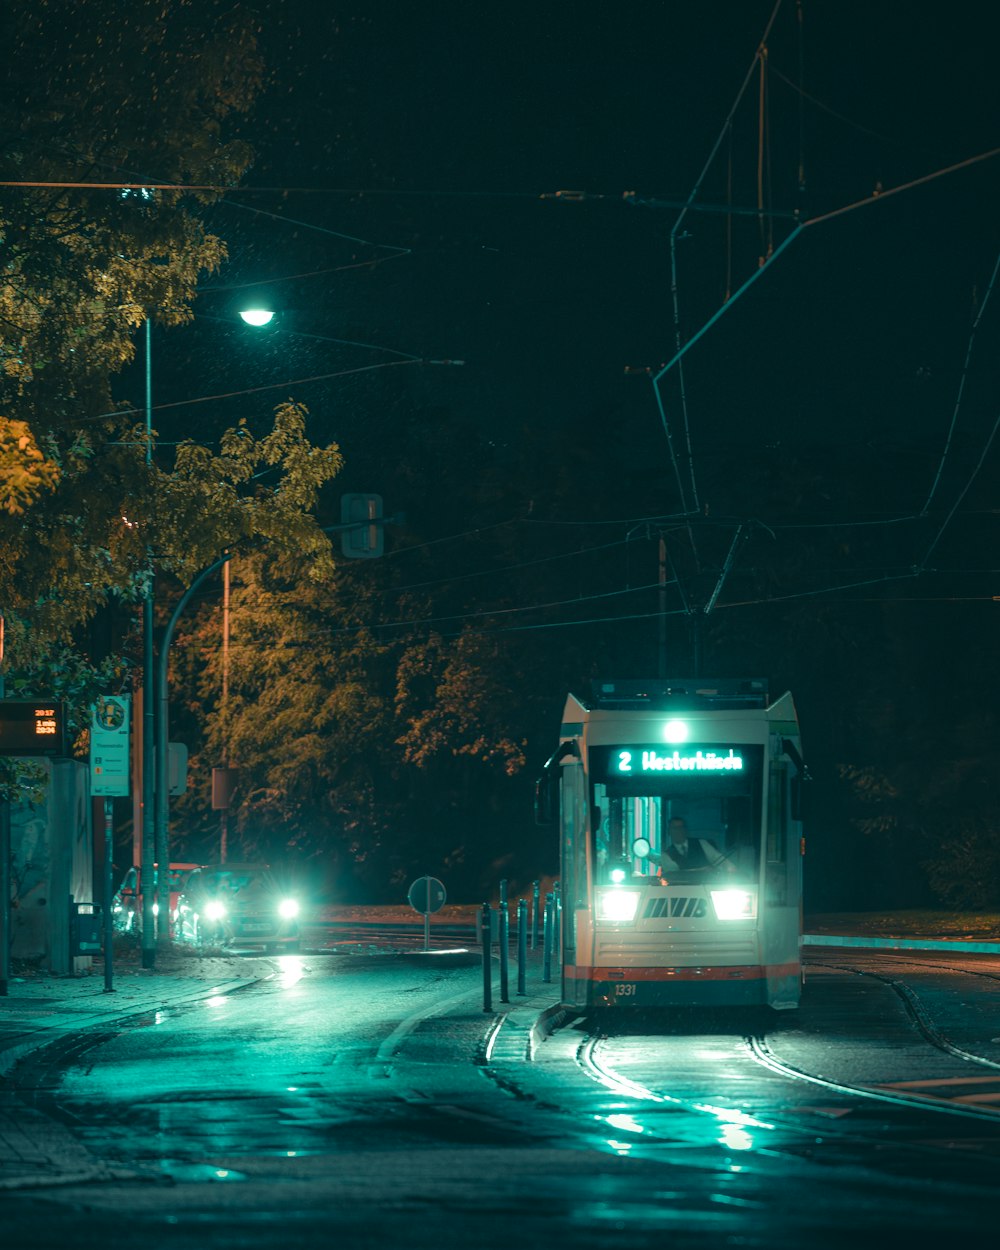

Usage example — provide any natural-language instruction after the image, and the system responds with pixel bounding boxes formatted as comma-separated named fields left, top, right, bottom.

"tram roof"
left=577, top=678, right=771, bottom=712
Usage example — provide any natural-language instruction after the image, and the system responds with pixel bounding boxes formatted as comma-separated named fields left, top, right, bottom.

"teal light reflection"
left=718, top=1123, right=754, bottom=1152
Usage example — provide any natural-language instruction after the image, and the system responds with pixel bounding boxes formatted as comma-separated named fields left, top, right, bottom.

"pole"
left=516, top=898, right=527, bottom=996
left=480, top=902, right=492, bottom=1012
left=658, top=532, right=668, bottom=678
left=220, top=555, right=230, bottom=864
left=0, top=664, right=7, bottom=996
left=154, top=554, right=232, bottom=945
left=0, top=798, right=9, bottom=997
left=542, top=892, right=553, bottom=983
left=141, top=316, right=156, bottom=968
left=498, top=878, right=509, bottom=1004
left=423, top=877, right=431, bottom=951
left=531, top=879, right=540, bottom=949
left=103, top=798, right=114, bottom=993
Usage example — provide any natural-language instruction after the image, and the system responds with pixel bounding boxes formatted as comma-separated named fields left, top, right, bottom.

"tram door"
left=559, top=757, right=587, bottom=1008
left=763, top=757, right=802, bottom=1008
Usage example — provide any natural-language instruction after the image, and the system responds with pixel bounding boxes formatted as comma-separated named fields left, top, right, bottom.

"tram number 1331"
left=613, top=982, right=637, bottom=997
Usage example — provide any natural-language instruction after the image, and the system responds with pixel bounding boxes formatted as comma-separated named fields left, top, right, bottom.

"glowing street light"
left=238, top=307, right=274, bottom=327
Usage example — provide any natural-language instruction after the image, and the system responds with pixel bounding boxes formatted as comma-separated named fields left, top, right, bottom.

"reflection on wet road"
left=8, top=950, right=1000, bottom=1249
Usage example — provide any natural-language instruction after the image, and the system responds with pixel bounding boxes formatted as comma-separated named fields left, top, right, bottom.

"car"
left=174, top=864, right=301, bottom=952
left=111, top=862, right=204, bottom=938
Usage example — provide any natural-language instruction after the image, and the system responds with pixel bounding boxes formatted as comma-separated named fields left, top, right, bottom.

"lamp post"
left=148, top=307, right=273, bottom=935
left=149, top=305, right=412, bottom=925
left=141, top=317, right=157, bottom=966
left=154, top=552, right=232, bottom=918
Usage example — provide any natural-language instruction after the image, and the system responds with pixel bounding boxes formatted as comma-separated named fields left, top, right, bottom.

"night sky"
left=150, top=2, right=1000, bottom=559
left=123, top=2, right=1000, bottom=906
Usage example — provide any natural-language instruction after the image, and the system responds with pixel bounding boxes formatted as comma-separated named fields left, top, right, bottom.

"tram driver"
left=657, top=816, right=733, bottom=877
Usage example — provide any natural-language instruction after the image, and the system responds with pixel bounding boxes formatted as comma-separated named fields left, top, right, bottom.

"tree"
left=0, top=2, right=347, bottom=735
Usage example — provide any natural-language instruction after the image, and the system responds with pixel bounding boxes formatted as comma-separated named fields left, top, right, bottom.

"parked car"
left=111, top=862, right=204, bottom=937
left=174, top=864, right=301, bottom=952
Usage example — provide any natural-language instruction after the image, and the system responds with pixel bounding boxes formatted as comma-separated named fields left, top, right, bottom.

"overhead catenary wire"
left=918, top=408, right=1000, bottom=572
left=920, top=247, right=1000, bottom=515
left=660, top=0, right=786, bottom=521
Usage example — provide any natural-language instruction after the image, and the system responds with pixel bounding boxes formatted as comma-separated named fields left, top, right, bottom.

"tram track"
left=558, top=956, right=1000, bottom=1138
left=743, top=1033, right=1000, bottom=1125
left=806, top=957, right=1000, bottom=1071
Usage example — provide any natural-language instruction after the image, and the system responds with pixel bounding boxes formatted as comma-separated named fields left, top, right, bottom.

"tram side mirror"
left=534, top=774, right=555, bottom=826
left=632, top=837, right=651, bottom=860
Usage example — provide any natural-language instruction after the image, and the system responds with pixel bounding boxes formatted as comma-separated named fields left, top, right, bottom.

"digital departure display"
left=0, top=700, right=67, bottom=755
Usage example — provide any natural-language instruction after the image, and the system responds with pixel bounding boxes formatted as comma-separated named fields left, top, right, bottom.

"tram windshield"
left=588, top=743, right=763, bottom=884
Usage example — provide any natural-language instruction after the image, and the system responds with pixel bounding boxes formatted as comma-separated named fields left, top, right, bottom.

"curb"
left=803, top=934, right=1000, bottom=954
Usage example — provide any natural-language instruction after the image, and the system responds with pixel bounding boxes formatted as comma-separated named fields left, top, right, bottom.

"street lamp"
left=140, top=308, right=274, bottom=960
left=141, top=316, right=157, bottom=965
left=238, top=308, right=274, bottom=327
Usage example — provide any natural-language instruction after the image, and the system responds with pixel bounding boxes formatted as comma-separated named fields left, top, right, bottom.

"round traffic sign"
left=407, top=875, right=447, bottom=915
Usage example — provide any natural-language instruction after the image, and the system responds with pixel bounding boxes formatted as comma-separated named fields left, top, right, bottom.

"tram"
left=537, top=678, right=806, bottom=1010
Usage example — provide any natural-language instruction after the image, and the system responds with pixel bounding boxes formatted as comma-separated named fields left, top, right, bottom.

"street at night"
left=5, top=933, right=1000, bottom=1248
left=4, top=2, right=1000, bottom=1246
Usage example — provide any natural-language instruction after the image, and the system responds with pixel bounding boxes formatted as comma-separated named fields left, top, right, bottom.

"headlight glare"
left=204, top=900, right=227, bottom=922
left=710, top=888, right=757, bottom=920
left=597, top=889, right=641, bottom=924
left=278, top=898, right=300, bottom=920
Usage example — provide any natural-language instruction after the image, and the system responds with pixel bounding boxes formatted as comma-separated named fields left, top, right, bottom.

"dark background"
left=123, top=2, right=1000, bottom=910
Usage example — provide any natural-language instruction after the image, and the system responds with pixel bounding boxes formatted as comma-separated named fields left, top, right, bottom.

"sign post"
left=90, top=696, right=131, bottom=992
left=407, top=875, right=447, bottom=951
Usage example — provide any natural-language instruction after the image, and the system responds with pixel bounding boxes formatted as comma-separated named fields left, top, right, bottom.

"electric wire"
left=660, top=0, right=785, bottom=520
left=918, top=408, right=1000, bottom=571
left=373, top=579, right=667, bottom=633
left=920, top=247, right=1000, bottom=514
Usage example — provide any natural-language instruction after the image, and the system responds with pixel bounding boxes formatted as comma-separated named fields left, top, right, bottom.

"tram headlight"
left=710, top=888, right=757, bottom=920
left=597, top=889, right=641, bottom=924
left=204, top=899, right=228, bottom=922
left=278, top=897, right=300, bottom=920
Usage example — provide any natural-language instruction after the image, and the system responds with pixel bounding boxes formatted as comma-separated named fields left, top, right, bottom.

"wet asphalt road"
left=6, top=948, right=1000, bottom=1248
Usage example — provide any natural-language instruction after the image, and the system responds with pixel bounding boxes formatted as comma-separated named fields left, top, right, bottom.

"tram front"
left=547, top=679, right=804, bottom=1011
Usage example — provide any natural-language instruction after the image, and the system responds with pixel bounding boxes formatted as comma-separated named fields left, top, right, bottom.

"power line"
left=91, top=357, right=463, bottom=423
left=921, top=247, right=1000, bottom=514
left=381, top=536, right=635, bottom=594
left=918, top=408, right=1000, bottom=571
left=373, top=580, right=668, bottom=634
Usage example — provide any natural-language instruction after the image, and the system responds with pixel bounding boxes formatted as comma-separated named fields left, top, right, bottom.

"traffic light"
left=340, top=493, right=384, bottom=559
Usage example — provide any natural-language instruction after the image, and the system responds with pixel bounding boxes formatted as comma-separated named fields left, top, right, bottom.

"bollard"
left=542, top=892, right=553, bottom=983
left=498, top=879, right=509, bottom=1004
left=480, top=901, right=493, bottom=1012
left=531, top=880, right=540, bottom=949
left=517, top=898, right=527, bottom=996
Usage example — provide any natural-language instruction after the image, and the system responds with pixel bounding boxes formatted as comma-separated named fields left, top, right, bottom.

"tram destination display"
left=588, top=743, right=762, bottom=788
left=0, top=699, right=66, bottom=756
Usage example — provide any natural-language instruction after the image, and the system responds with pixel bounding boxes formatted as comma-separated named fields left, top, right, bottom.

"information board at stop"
left=407, top=876, right=447, bottom=915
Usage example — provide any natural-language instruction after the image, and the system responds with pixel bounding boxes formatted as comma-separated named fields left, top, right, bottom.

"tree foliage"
left=0, top=3, right=345, bottom=737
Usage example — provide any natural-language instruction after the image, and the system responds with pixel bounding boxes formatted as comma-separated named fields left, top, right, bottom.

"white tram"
left=538, top=678, right=806, bottom=1010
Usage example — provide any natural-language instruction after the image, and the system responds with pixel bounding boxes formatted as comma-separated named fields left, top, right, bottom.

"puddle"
left=155, top=1159, right=250, bottom=1182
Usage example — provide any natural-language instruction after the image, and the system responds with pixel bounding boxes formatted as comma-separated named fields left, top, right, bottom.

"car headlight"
left=597, top=889, right=641, bottom=924
left=278, top=898, right=300, bottom=920
left=203, top=900, right=227, bottom=922
left=710, top=888, right=757, bottom=920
